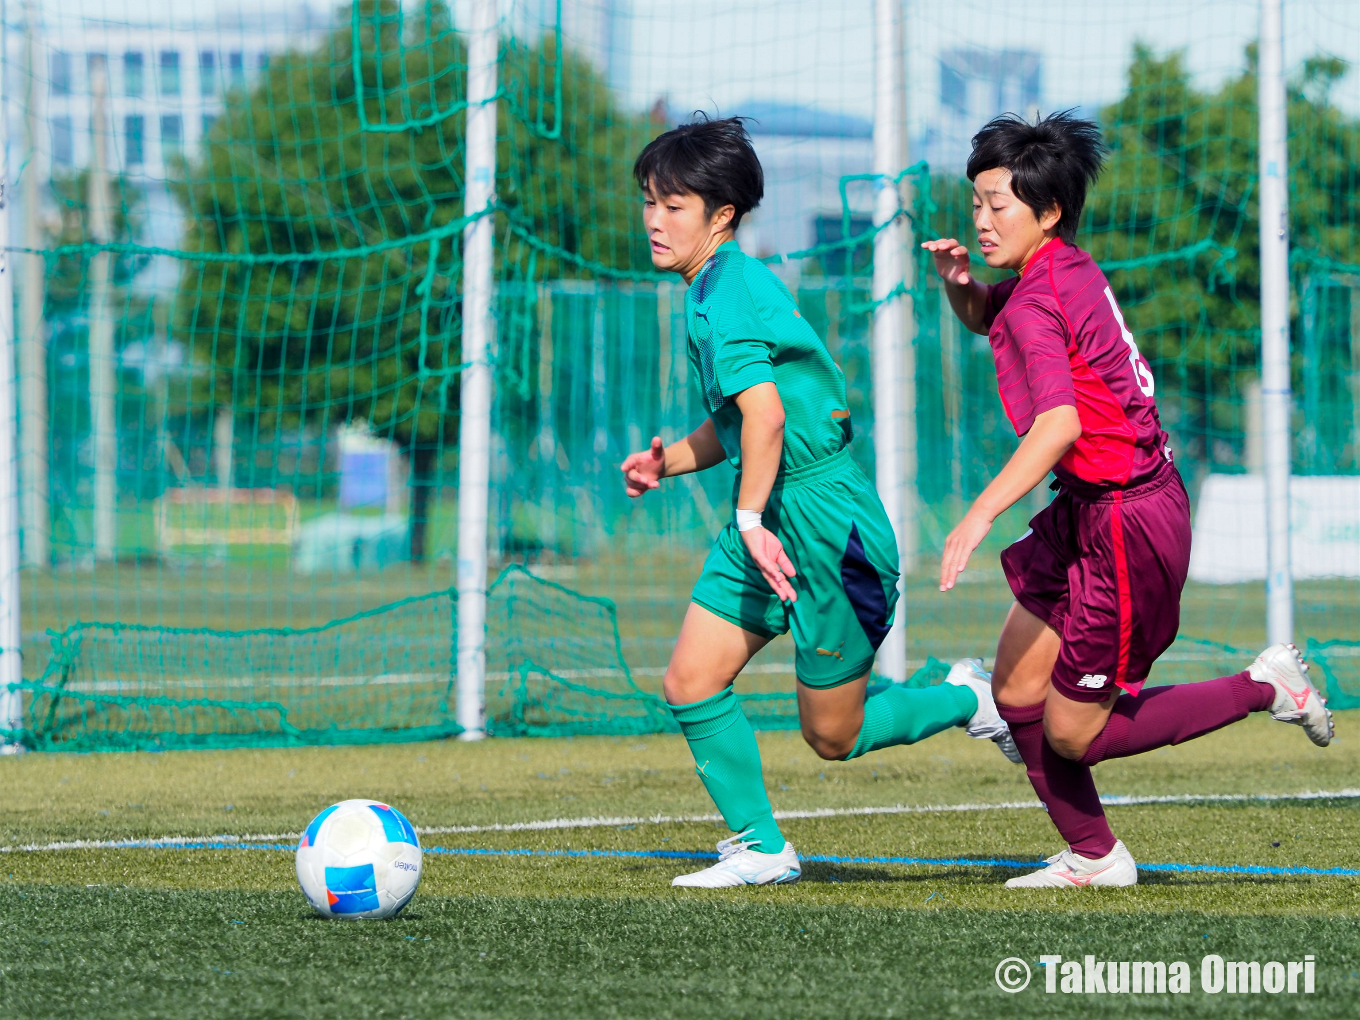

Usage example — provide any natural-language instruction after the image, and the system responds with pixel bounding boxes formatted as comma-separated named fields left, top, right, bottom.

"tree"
left=174, top=0, right=651, bottom=559
left=1086, top=44, right=1360, bottom=468
left=43, top=173, right=156, bottom=514
left=45, top=171, right=146, bottom=318
left=924, top=43, right=1360, bottom=471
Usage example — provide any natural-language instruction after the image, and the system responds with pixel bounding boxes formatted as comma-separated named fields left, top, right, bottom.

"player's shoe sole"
left=945, top=658, right=1022, bottom=764
left=1005, top=839, right=1138, bottom=889
left=671, top=840, right=801, bottom=888
left=1249, top=643, right=1333, bottom=747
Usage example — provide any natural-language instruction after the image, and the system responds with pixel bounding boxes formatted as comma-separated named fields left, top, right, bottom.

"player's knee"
left=799, top=722, right=854, bottom=761
left=1044, top=723, right=1093, bottom=761
left=662, top=668, right=713, bottom=707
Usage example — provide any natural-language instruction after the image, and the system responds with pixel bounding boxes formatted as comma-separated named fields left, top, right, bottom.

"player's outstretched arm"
left=921, top=237, right=990, bottom=335
left=733, top=382, right=797, bottom=603
left=620, top=418, right=725, bottom=497
left=938, top=404, right=1081, bottom=592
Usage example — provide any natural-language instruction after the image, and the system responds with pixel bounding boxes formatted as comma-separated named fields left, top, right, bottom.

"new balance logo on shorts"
left=1077, top=674, right=1109, bottom=689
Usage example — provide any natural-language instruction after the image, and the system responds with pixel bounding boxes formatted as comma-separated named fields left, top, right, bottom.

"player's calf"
left=804, top=674, right=985, bottom=761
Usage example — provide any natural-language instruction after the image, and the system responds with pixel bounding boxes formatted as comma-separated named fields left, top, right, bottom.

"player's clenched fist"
left=921, top=237, right=973, bottom=286
left=620, top=436, right=666, bottom=497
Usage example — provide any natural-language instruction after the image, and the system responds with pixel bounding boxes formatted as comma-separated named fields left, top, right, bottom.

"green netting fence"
left=15, top=561, right=1360, bottom=750
left=4, top=0, right=1360, bottom=750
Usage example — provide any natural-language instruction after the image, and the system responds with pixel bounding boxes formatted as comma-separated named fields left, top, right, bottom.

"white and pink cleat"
left=1250, top=643, right=1333, bottom=747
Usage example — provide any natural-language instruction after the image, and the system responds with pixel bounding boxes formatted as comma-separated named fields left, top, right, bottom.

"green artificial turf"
left=2, top=888, right=1358, bottom=1019
left=1, top=715, right=1358, bottom=1018
left=0, top=714, right=1351, bottom=844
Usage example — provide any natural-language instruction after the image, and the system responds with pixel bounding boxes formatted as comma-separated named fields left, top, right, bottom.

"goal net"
left=6, top=0, right=1359, bottom=749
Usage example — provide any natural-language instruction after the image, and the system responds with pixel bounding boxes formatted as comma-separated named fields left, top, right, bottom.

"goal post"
left=1258, top=0, right=1295, bottom=646
left=454, top=0, right=500, bottom=741
left=0, top=46, right=23, bottom=753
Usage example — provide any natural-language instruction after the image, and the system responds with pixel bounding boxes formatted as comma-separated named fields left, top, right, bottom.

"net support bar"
left=0, top=41, right=25, bottom=752
left=455, top=0, right=500, bottom=739
left=18, top=1, right=48, bottom=569
left=1258, top=0, right=1294, bottom=645
left=87, top=56, right=116, bottom=562
left=871, top=0, right=911, bottom=681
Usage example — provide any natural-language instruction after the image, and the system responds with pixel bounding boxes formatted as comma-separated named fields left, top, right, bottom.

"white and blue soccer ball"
left=296, top=799, right=423, bottom=920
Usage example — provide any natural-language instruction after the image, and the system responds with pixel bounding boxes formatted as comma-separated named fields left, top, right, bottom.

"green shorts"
left=690, top=448, right=901, bottom=688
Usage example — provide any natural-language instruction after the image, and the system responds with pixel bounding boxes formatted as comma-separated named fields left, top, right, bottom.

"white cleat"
left=945, top=658, right=1022, bottom=764
left=671, top=832, right=801, bottom=888
left=1249, top=643, right=1333, bottom=747
left=1005, top=839, right=1138, bottom=889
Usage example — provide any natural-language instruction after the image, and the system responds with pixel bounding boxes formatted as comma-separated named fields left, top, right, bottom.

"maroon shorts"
left=1000, top=462, right=1192, bottom=703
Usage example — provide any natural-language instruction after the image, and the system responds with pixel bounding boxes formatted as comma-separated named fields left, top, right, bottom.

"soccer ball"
left=296, top=799, right=423, bottom=920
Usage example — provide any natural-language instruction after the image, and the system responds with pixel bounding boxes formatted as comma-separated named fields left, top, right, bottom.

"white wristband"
left=735, top=508, right=763, bottom=532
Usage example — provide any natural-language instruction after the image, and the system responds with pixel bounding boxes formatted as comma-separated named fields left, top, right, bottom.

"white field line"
left=4, top=788, right=1360, bottom=854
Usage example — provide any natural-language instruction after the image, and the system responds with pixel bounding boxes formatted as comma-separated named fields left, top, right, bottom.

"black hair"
left=966, top=110, right=1106, bottom=244
left=633, top=114, right=764, bottom=229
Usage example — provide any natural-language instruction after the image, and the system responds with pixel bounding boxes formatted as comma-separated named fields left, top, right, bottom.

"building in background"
left=33, top=11, right=327, bottom=179
left=918, top=48, right=1042, bottom=172
left=11, top=9, right=328, bottom=291
left=520, top=0, right=631, bottom=98
left=729, top=101, right=874, bottom=275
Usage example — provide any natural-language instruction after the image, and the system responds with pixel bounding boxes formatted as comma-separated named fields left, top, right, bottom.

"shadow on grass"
left=799, top=860, right=1343, bottom=889
left=801, top=861, right=1018, bottom=885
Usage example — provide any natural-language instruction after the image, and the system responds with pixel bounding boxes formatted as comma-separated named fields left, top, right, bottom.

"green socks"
left=671, top=682, right=977, bottom=852
left=845, top=682, right=977, bottom=760
left=670, top=687, right=786, bottom=855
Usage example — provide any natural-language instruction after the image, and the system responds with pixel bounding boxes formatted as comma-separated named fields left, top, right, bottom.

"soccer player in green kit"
left=621, top=116, right=1020, bottom=887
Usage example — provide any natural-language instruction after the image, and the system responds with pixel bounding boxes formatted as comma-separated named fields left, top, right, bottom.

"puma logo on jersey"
left=1077, top=674, right=1109, bottom=688
left=816, top=644, right=845, bottom=661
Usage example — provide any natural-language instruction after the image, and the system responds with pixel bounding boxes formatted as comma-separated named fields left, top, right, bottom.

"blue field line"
left=54, top=838, right=1360, bottom=879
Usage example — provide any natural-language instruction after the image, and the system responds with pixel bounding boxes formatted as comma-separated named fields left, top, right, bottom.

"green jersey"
left=685, top=240, right=852, bottom=474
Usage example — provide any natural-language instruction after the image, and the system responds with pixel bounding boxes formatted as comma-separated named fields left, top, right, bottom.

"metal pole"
left=897, top=13, right=919, bottom=582
left=1349, top=280, right=1360, bottom=469
left=940, top=283, right=963, bottom=514
left=455, top=0, right=499, bottom=739
left=19, top=0, right=47, bottom=568
left=871, top=0, right=909, bottom=681
left=213, top=406, right=234, bottom=492
left=536, top=281, right=557, bottom=554
left=0, top=2, right=27, bottom=750
left=1258, top=0, right=1293, bottom=645
left=87, top=56, right=116, bottom=562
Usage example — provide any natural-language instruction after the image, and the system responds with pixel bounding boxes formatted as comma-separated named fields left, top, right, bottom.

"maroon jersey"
left=982, top=238, right=1170, bottom=488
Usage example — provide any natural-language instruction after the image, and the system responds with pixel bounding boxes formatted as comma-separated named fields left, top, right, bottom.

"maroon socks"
left=997, top=701, right=1117, bottom=860
left=1079, top=672, right=1273, bottom=766
left=998, top=672, right=1274, bottom=860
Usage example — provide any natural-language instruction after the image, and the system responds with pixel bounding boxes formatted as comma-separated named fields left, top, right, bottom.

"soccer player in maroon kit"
left=925, top=111, right=1333, bottom=888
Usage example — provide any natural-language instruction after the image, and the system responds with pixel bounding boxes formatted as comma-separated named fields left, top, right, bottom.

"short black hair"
left=633, top=114, right=764, bottom=229
left=966, top=110, right=1106, bottom=244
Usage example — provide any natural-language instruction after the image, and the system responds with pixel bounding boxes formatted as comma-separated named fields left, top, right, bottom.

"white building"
left=32, top=11, right=328, bottom=179
left=918, top=48, right=1043, bottom=172
left=729, top=101, right=874, bottom=273
left=10, top=9, right=329, bottom=290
